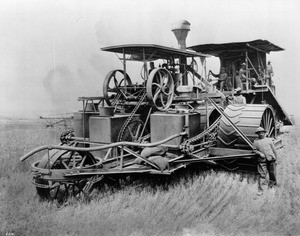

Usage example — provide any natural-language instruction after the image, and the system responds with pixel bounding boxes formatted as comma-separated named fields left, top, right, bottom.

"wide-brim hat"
left=234, top=87, right=242, bottom=92
left=241, top=63, right=246, bottom=67
left=255, top=127, right=267, bottom=134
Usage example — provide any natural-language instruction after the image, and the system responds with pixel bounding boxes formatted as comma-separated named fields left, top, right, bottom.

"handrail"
left=20, top=132, right=187, bottom=162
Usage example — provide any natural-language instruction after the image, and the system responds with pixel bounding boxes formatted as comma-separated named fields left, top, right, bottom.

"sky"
left=0, top=0, right=299, bottom=119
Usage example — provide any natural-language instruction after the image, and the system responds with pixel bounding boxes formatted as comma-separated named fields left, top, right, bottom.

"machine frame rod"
left=174, top=153, right=256, bottom=163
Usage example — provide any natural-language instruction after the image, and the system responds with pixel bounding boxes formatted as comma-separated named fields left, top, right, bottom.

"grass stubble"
left=0, top=123, right=299, bottom=236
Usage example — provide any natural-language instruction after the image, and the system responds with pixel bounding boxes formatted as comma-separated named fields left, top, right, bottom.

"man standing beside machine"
left=253, top=127, right=278, bottom=195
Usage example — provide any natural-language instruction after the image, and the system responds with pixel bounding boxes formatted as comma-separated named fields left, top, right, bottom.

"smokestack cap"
left=171, top=20, right=191, bottom=50
left=171, top=20, right=191, bottom=31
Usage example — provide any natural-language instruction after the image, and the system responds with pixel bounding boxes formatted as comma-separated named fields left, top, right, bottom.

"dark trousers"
left=257, top=160, right=277, bottom=189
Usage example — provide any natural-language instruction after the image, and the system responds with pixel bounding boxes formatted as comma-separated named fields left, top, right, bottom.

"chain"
left=112, top=93, right=121, bottom=107
left=117, top=92, right=147, bottom=142
left=180, top=116, right=221, bottom=154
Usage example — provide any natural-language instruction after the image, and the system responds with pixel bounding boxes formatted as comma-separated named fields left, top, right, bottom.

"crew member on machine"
left=209, top=67, right=228, bottom=92
left=227, top=87, right=246, bottom=104
left=235, top=63, right=257, bottom=89
left=266, top=60, right=274, bottom=87
left=234, top=63, right=245, bottom=89
left=149, top=62, right=156, bottom=74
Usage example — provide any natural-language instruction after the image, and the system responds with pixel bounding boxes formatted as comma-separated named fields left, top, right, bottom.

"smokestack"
left=171, top=20, right=191, bottom=50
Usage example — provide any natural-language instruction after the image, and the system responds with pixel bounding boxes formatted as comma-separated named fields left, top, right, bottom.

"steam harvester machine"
left=21, top=20, right=292, bottom=201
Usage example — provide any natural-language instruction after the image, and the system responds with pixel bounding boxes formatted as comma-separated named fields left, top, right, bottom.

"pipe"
left=20, top=132, right=187, bottom=162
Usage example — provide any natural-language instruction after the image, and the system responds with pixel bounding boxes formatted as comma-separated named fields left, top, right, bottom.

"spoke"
left=113, top=75, right=119, bottom=87
left=266, top=112, right=271, bottom=133
left=160, top=93, right=166, bottom=107
left=269, top=117, right=274, bottom=136
left=152, top=82, right=161, bottom=89
left=79, top=155, right=87, bottom=168
left=118, top=88, right=127, bottom=97
left=128, top=126, right=134, bottom=140
left=72, top=154, right=76, bottom=168
left=262, top=114, right=267, bottom=132
left=262, top=114, right=266, bottom=130
left=118, top=78, right=126, bottom=87
left=61, top=160, right=70, bottom=169
left=153, top=87, right=161, bottom=103
left=269, top=126, right=274, bottom=137
left=162, top=87, right=172, bottom=96
left=134, top=123, right=142, bottom=139
left=54, top=184, right=60, bottom=199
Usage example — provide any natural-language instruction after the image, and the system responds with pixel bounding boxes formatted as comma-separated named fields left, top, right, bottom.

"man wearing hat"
left=233, top=87, right=246, bottom=104
left=253, top=127, right=278, bottom=194
left=234, top=63, right=246, bottom=89
left=209, top=67, right=228, bottom=92
left=267, top=60, right=274, bottom=77
left=236, top=62, right=257, bottom=89
left=266, top=60, right=274, bottom=87
left=227, top=87, right=246, bottom=104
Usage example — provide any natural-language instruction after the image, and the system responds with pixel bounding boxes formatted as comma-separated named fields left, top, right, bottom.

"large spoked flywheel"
left=146, top=68, right=174, bottom=111
left=103, top=70, right=133, bottom=106
left=217, top=104, right=276, bottom=148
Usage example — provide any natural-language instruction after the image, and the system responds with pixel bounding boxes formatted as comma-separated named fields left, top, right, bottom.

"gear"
left=60, top=130, right=74, bottom=144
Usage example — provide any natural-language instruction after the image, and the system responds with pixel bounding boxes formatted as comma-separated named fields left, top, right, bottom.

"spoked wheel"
left=217, top=104, right=276, bottom=148
left=146, top=68, right=174, bottom=111
left=34, top=146, right=100, bottom=202
left=103, top=70, right=133, bottom=106
left=117, top=119, right=150, bottom=147
left=260, top=107, right=276, bottom=137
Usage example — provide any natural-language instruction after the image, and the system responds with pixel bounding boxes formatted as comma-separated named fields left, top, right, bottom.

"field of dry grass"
left=0, top=122, right=300, bottom=236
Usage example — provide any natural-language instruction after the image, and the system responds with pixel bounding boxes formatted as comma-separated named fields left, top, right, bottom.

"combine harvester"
left=21, top=20, right=292, bottom=201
